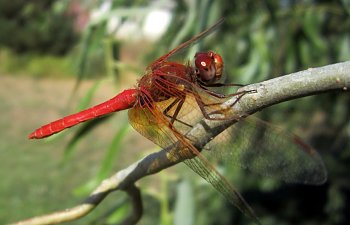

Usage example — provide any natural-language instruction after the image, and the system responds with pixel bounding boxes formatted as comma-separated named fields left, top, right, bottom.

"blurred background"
left=0, top=0, right=349, bottom=225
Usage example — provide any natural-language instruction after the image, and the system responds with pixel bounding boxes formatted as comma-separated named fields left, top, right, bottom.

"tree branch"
left=11, top=61, right=350, bottom=225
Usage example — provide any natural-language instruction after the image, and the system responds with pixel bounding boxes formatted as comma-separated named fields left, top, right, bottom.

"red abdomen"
left=29, top=89, right=138, bottom=139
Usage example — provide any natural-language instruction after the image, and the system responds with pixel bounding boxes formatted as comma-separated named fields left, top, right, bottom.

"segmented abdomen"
left=28, top=89, right=138, bottom=139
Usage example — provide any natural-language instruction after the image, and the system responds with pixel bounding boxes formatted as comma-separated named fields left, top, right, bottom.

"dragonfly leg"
left=163, top=97, right=192, bottom=128
left=200, top=82, right=256, bottom=99
left=193, top=91, right=220, bottom=120
left=199, top=81, right=244, bottom=88
left=205, top=89, right=257, bottom=108
left=206, top=90, right=251, bottom=118
left=227, top=90, right=255, bottom=107
left=194, top=89, right=254, bottom=120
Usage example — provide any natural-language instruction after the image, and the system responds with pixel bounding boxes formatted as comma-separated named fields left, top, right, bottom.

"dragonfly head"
left=194, top=51, right=223, bottom=84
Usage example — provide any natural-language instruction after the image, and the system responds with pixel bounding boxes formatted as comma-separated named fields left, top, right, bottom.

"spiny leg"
left=193, top=90, right=219, bottom=120
left=199, top=82, right=256, bottom=99
left=193, top=89, right=254, bottom=121
left=199, top=81, right=244, bottom=88
left=204, top=89, right=256, bottom=101
left=207, top=90, right=252, bottom=117
left=163, top=97, right=192, bottom=128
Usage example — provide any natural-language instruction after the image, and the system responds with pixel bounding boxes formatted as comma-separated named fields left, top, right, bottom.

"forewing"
left=128, top=104, right=177, bottom=150
left=128, top=101, right=260, bottom=224
left=205, top=116, right=327, bottom=184
left=148, top=18, right=224, bottom=69
left=131, top=76, right=326, bottom=185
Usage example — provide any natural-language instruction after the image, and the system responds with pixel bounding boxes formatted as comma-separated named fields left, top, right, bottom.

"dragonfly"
left=29, top=18, right=327, bottom=224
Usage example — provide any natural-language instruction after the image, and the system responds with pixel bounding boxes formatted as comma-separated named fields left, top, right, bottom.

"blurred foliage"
left=0, top=0, right=78, bottom=55
left=0, top=1, right=83, bottom=78
left=0, top=48, right=76, bottom=77
left=3, top=0, right=349, bottom=225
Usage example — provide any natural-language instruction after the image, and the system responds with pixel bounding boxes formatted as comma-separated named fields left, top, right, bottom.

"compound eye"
left=212, top=53, right=223, bottom=81
left=194, top=52, right=216, bottom=83
left=200, top=61, right=209, bottom=71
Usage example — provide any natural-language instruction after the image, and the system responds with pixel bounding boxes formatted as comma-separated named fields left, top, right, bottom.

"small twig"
left=11, top=61, right=350, bottom=225
left=119, top=185, right=143, bottom=225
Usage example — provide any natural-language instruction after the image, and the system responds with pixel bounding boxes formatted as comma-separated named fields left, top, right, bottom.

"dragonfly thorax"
left=138, top=62, right=192, bottom=105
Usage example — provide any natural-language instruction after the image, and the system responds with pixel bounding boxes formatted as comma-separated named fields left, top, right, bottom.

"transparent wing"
left=128, top=99, right=260, bottom=224
left=163, top=81, right=327, bottom=185
left=148, top=18, right=224, bottom=69
left=131, top=74, right=326, bottom=185
left=205, top=116, right=327, bottom=184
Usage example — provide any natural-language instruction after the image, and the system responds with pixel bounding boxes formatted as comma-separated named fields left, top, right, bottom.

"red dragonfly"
left=29, top=18, right=326, bottom=224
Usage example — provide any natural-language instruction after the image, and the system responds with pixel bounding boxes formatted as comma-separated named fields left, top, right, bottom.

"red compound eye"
left=194, top=51, right=223, bottom=84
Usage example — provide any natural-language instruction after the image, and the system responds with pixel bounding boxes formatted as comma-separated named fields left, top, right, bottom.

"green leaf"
left=76, top=79, right=105, bottom=111
left=105, top=202, right=130, bottom=224
left=97, top=120, right=130, bottom=180
left=173, top=179, right=195, bottom=225
left=62, top=79, right=106, bottom=162
left=73, top=119, right=130, bottom=196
